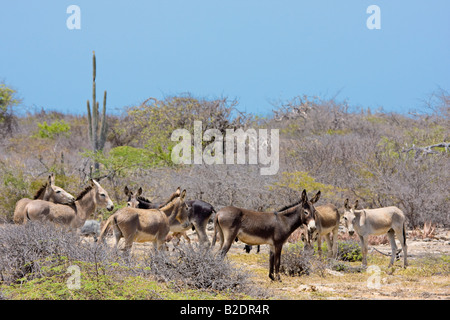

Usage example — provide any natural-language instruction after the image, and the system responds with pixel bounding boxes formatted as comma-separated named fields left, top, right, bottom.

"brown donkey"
left=212, top=189, right=321, bottom=281
left=124, top=186, right=191, bottom=246
left=98, top=189, right=190, bottom=251
left=13, top=173, right=75, bottom=224
left=25, top=179, right=114, bottom=229
left=307, top=204, right=341, bottom=258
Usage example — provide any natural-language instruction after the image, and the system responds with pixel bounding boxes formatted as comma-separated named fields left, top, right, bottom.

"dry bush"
left=0, top=222, right=267, bottom=298
left=410, top=221, right=437, bottom=240
left=0, top=222, right=82, bottom=283
left=0, top=222, right=124, bottom=284
left=280, top=243, right=327, bottom=277
left=140, top=243, right=266, bottom=297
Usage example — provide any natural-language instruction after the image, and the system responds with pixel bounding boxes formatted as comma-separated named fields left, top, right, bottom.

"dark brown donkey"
left=212, top=189, right=321, bottom=281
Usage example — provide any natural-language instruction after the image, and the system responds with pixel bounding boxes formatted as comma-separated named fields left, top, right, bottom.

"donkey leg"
left=193, top=220, right=210, bottom=247
left=112, top=224, right=122, bottom=249
left=273, top=245, right=283, bottom=282
left=359, top=235, right=368, bottom=267
left=387, top=229, right=397, bottom=267
left=397, top=225, right=408, bottom=268
left=317, top=234, right=323, bottom=257
left=219, top=228, right=238, bottom=258
left=331, top=228, right=339, bottom=259
left=325, top=234, right=334, bottom=258
left=268, top=245, right=275, bottom=280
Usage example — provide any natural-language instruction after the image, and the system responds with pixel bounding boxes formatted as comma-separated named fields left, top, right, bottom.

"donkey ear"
left=124, top=186, right=130, bottom=196
left=89, top=179, right=98, bottom=189
left=344, top=199, right=349, bottom=209
left=180, top=189, right=186, bottom=200
left=310, top=190, right=321, bottom=204
left=137, top=187, right=143, bottom=196
left=175, top=187, right=181, bottom=195
left=300, top=189, right=307, bottom=202
left=48, top=173, right=55, bottom=186
left=354, top=200, right=359, bottom=210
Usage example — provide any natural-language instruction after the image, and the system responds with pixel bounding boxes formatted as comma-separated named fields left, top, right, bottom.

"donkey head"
left=300, top=189, right=321, bottom=233
left=343, top=199, right=359, bottom=236
left=172, top=189, right=191, bottom=229
left=45, top=173, right=75, bottom=204
left=91, top=179, right=114, bottom=211
left=124, top=186, right=142, bottom=208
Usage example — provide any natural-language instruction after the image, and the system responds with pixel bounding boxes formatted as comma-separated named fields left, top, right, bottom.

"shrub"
left=0, top=223, right=266, bottom=299
left=34, top=120, right=71, bottom=139
left=280, top=243, right=327, bottom=277
left=141, top=244, right=259, bottom=295
left=336, top=240, right=362, bottom=262
left=0, top=222, right=122, bottom=285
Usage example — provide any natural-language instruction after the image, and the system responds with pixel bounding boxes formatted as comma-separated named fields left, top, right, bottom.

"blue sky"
left=1, top=1, right=449, bottom=116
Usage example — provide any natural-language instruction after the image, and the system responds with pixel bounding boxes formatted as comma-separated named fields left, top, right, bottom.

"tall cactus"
left=87, top=51, right=108, bottom=170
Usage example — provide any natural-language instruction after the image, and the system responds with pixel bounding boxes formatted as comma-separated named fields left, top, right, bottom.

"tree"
left=0, top=83, right=19, bottom=136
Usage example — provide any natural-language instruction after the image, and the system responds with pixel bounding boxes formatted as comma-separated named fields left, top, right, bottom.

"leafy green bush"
left=336, top=240, right=362, bottom=262
left=34, top=120, right=71, bottom=139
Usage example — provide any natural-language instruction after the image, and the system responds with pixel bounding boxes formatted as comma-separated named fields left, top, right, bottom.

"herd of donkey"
left=11, top=173, right=408, bottom=281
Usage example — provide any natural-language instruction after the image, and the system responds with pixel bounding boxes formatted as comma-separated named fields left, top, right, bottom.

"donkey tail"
left=211, top=213, right=221, bottom=247
left=402, top=222, right=407, bottom=246
left=98, top=214, right=116, bottom=243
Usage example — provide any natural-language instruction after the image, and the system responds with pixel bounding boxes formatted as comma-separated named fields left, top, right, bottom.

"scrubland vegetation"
left=1, top=84, right=448, bottom=227
left=0, top=82, right=449, bottom=300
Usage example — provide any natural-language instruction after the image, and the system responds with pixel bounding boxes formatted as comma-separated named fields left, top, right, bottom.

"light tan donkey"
left=98, top=189, right=190, bottom=252
left=124, top=187, right=191, bottom=247
left=13, top=173, right=75, bottom=224
left=25, top=179, right=113, bottom=229
left=343, top=199, right=408, bottom=268
left=309, top=204, right=340, bottom=259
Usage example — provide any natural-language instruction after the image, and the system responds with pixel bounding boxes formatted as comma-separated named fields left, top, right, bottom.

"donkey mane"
left=157, top=192, right=180, bottom=209
left=76, top=185, right=93, bottom=201
left=136, top=196, right=152, bottom=204
left=275, top=199, right=303, bottom=214
left=33, top=183, right=48, bottom=200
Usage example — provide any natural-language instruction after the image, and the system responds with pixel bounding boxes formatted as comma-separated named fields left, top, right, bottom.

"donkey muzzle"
left=307, top=220, right=316, bottom=233
left=182, top=221, right=191, bottom=229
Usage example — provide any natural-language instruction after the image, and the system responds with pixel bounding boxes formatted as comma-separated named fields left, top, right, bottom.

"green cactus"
left=87, top=51, right=108, bottom=170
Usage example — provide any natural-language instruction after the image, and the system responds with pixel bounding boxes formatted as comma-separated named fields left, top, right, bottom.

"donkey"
left=212, top=189, right=321, bottom=281
left=98, top=189, right=190, bottom=251
left=13, top=173, right=75, bottom=224
left=124, top=186, right=216, bottom=246
left=25, top=179, right=114, bottom=229
left=307, top=204, right=340, bottom=258
left=125, top=186, right=191, bottom=245
left=343, top=199, right=408, bottom=268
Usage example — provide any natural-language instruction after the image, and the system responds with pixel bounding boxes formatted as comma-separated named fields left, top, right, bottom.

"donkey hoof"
left=268, top=273, right=282, bottom=282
